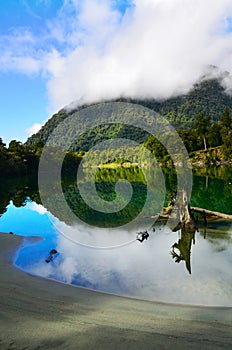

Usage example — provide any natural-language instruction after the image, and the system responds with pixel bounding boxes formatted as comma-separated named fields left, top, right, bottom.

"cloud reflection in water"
left=28, top=221, right=232, bottom=307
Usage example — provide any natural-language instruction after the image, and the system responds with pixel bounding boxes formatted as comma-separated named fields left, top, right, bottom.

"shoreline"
left=1, top=232, right=232, bottom=349
left=12, top=228, right=232, bottom=309
left=16, top=258, right=232, bottom=310
left=15, top=249, right=232, bottom=310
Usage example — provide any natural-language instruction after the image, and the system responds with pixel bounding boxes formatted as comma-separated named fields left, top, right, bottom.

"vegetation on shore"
left=0, top=108, right=231, bottom=177
left=0, top=139, right=41, bottom=178
left=1, top=78, right=232, bottom=177
left=26, top=78, right=232, bottom=149
left=62, top=105, right=232, bottom=168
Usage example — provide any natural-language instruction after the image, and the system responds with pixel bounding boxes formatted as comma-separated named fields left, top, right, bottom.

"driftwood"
left=143, top=185, right=232, bottom=223
left=144, top=208, right=232, bottom=221
left=159, top=206, right=232, bottom=221
left=45, top=249, right=58, bottom=263
left=190, top=207, right=232, bottom=220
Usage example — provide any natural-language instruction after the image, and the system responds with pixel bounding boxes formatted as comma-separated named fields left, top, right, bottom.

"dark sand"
left=0, top=232, right=231, bottom=349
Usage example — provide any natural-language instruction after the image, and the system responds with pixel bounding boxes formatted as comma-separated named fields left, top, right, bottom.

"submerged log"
left=190, top=207, right=232, bottom=220
left=143, top=198, right=232, bottom=222
left=144, top=208, right=232, bottom=221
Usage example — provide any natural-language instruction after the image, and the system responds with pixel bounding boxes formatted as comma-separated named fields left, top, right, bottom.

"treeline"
left=145, top=107, right=232, bottom=162
left=1, top=107, right=231, bottom=178
left=82, top=108, right=232, bottom=166
left=0, top=139, right=41, bottom=178
left=26, top=78, right=232, bottom=151
left=178, top=107, right=232, bottom=159
left=132, top=78, right=232, bottom=128
left=0, top=139, right=84, bottom=179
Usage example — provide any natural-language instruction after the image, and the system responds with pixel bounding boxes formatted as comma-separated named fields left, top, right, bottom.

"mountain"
left=128, top=78, right=232, bottom=128
left=26, top=77, right=232, bottom=151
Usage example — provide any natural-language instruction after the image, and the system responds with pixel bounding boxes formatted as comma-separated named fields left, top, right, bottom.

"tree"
left=178, top=129, right=199, bottom=153
left=220, top=108, right=232, bottom=158
left=220, top=107, right=232, bottom=129
left=194, top=113, right=211, bottom=150
left=8, top=140, right=23, bottom=156
left=0, top=138, right=7, bottom=152
left=144, top=135, right=168, bottom=162
left=207, top=122, right=222, bottom=147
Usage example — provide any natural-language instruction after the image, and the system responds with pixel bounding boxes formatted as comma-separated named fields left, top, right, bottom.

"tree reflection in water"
left=170, top=228, right=196, bottom=274
left=0, top=167, right=231, bottom=281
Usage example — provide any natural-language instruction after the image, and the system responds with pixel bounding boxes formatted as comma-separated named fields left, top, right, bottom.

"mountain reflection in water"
left=0, top=166, right=231, bottom=306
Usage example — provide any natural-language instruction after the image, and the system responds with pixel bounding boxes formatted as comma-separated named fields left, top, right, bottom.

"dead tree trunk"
left=170, top=189, right=196, bottom=231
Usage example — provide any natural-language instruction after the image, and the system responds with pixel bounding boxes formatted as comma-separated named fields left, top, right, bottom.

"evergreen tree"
left=220, top=108, right=232, bottom=158
left=220, top=107, right=232, bottom=129
left=208, top=122, right=222, bottom=148
left=0, top=138, right=7, bottom=152
left=194, top=113, right=211, bottom=150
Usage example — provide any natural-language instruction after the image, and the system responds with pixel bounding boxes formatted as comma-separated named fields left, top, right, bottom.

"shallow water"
left=1, top=200, right=232, bottom=307
left=0, top=166, right=231, bottom=306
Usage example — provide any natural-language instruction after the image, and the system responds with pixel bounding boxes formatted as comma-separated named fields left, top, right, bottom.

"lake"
left=0, top=166, right=231, bottom=306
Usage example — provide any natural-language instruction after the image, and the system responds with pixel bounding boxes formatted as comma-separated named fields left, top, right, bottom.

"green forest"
left=1, top=78, right=232, bottom=178
left=0, top=139, right=41, bottom=178
left=1, top=106, right=231, bottom=177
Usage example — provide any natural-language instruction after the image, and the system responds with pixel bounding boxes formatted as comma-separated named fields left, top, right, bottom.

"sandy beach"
left=0, top=232, right=231, bottom=350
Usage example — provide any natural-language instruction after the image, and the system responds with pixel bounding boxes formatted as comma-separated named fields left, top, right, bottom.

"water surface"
left=0, top=166, right=231, bottom=306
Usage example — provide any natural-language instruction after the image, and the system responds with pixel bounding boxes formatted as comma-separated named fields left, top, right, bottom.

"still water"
left=0, top=166, right=232, bottom=306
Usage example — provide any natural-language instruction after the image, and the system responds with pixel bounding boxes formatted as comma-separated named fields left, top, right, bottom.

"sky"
left=1, top=0, right=232, bottom=144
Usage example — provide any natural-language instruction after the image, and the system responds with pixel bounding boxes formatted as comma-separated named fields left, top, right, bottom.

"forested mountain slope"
left=26, top=78, right=232, bottom=151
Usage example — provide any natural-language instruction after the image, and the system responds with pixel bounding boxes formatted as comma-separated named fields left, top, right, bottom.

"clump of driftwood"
left=157, top=188, right=232, bottom=275
left=161, top=188, right=232, bottom=230
left=142, top=189, right=232, bottom=274
left=45, top=249, right=58, bottom=263
left=190, top=207, right=232, bottom=220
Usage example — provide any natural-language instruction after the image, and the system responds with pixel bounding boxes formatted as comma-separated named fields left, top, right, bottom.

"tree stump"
left=169, top=189, right=196, bottom=231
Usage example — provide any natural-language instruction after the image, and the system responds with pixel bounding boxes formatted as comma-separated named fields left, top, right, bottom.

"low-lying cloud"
left=25, top=122, right=42, bottom=137
left=1, top=0, right=232, bottom=114
left=46, top=0, right=232, bottom=112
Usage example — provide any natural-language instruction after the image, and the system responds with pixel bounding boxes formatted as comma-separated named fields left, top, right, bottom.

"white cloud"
left=45, top=0, right=232, bottom=112
left=25, top=123, right=42, bottom=136
left=26, top=202, right=47, bottom=214
left=1, top=0, right=232, bottom=113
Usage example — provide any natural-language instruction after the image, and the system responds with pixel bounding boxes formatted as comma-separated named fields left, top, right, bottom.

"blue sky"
left=0, top=0, right=232, bottom=145
left=0, top=0, right=132, bottom=144
left=0, top=0, right=64, bottom=143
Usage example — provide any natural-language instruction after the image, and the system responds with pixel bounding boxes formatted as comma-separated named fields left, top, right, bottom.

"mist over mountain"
left=26, top=76, right=232, bottom=151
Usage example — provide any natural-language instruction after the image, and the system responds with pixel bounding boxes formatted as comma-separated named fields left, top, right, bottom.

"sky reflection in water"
left=2, top=200, right=232, bottom=307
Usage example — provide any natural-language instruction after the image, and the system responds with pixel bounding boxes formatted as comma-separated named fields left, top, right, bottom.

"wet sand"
left=0, top=232, right=231, bottom=350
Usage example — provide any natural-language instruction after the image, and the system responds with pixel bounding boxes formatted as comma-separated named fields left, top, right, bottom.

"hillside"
left=121, top=78, right=232, bottom=128
left=26, top=77, right=232, bottom=151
